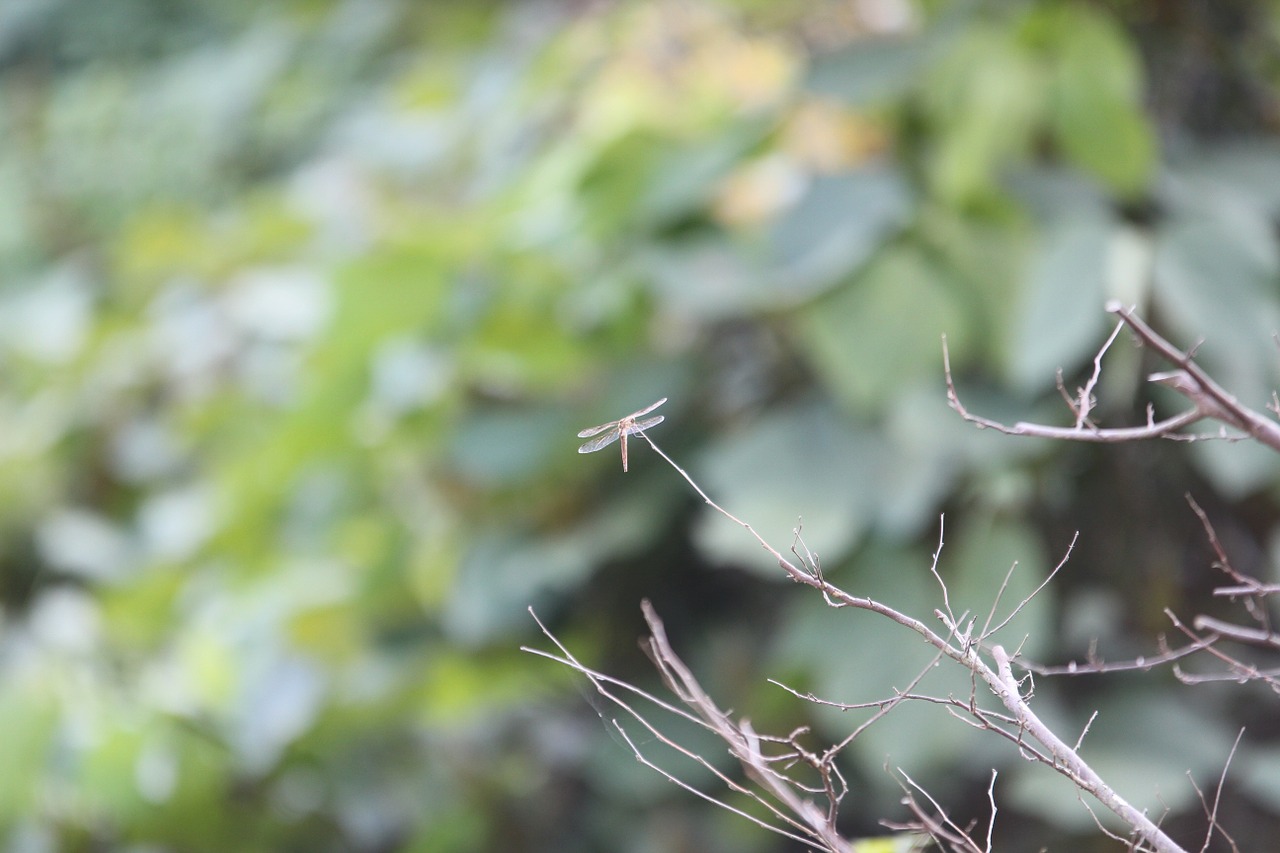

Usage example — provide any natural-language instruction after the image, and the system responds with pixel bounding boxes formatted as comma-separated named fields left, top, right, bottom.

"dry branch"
left=944, top=301, right=1280, bottom=450
left=527, top=426, right=1192, bottom=852
left=530, top=304, right=1280, bottom=852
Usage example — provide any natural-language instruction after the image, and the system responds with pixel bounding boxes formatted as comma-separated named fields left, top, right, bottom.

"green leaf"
left=921, top=27, right=1045, bottom=204
left=448, top=405, right=578, bottom=486
left=577, top=129, right=757, bottom=238
left=1172, top=141, right=1280, bottom=217
left=447, top=478, right=672, bottom=644
left=0, top=685, right=57, bottom=825
left=1010, top=215, right=1112, bottom=390
left=447, top=532, right=595, bottom=645
left=915, top=208, right=1031, bottom=367
left=794, top=244, right=970, bottom=410
left=876, top=388, right=1039, bottom=536
left=644, top=167, right=912, bottom=316
left=766, top=168, right=912, bottom=292
left=1042, top=7, right=1155, bottom=196
left=642, top=233, right=770, bottom=319
left=807, top=34, right=935, bottom=105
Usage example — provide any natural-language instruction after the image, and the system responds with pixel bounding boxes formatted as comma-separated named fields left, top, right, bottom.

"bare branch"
left=544, top=364, right=1224, bottom=853
left=1108, top=304, right=1280, bottom=437
left=943, top=334, right=1205, bottom=442
left=1190, top=616, right=1280, bottom=650
left=1023, top=635, right=1216, bottom=676
left=946, top=304, right=1280, bottom=452
left=1214, top=583, right=1280, bottom=597
left=642, top=600, right=852, bottom=851
left=1186, top=494, right=1280, bottom=657
left=988, top=645, right=1184, bottom=852
left=1107, top=301, right=1280, bottom=453
left=647, top=429, right=1189, bottom=849
left=1166, top=610, right=1280, bottom=693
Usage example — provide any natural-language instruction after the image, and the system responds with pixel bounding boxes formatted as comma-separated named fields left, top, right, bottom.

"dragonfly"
left=576, top=397, right=667, bottom=472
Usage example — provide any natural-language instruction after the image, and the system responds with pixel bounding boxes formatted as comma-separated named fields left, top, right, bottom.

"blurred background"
left=2, top=0, right=1280, bottom=850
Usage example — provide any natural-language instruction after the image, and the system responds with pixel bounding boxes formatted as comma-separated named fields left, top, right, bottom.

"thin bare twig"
left=1185, top=495, right=1248, bottom=585
left=930, top=516, right=959, bottom=635
left=1186, top=494, right=1276, bottom=632
left=896, top=769, right=985, bottom=853
left=1023, top=634, right=1216, bottom=676
left=1194, top=728, right=1243, bottom=853
left=1076, top=319, right=1126, bottom=428
left=523, top=608, right=830, bottom=849
left=981, top=532, right=1079, bottom=643
left=984, top=769, right=998, bottom=853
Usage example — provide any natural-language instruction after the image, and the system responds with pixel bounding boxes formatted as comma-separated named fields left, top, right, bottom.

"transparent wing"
left=578, top=398, right=666, bottom=438
left=578, top=428, right=622, bottom=454
left=577, top=420, right=619, bottom=439
left=627, top=397, right=667, bottom=419
left=623, top=415, right=664, bottom=435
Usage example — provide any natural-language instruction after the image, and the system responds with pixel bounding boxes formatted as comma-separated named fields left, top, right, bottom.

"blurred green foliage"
left=2, top=0, right=1280, bottom=850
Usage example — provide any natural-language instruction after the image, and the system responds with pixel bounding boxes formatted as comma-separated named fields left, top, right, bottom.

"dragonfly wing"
left=577, top=420, right=618, bottom=439
left=629, top=397, right=668, bottom=419
left=578, top=428, right=622, bottom=454
left=623, top=415, right=664, bottom=435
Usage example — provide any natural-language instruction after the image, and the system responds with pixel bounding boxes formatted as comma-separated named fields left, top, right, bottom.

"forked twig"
left=893, top=768, right=987, bottom=852
left=1166, top=610, right=1280, bottom=693
left=944, top=331, right=1203, bottom=443
left=944, top=302, right=1280, bottom=449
